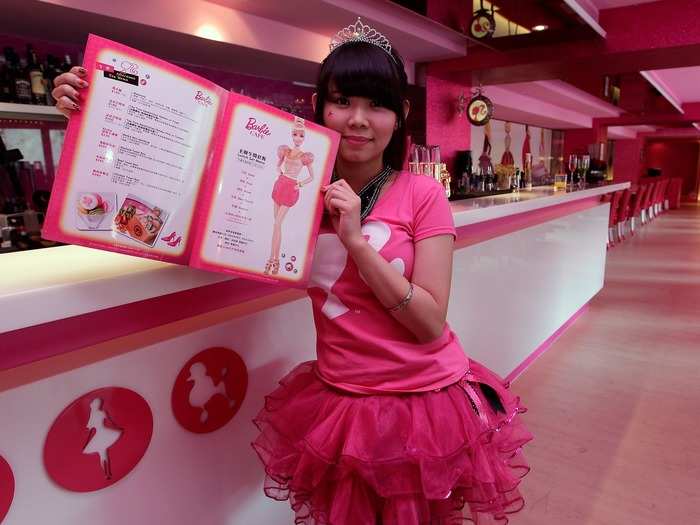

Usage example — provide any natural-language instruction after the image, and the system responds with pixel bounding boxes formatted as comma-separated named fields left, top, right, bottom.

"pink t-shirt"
left=307, top=171, right=470, bottom=394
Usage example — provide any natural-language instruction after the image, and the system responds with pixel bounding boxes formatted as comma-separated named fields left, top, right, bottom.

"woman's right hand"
left=51, top=66, right=89, bottom=118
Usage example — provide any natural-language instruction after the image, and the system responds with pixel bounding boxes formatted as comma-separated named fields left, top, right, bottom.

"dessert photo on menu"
left=43, top=34, right=339, bottom=286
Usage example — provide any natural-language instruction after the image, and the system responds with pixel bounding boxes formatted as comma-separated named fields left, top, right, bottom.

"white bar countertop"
left=451, top=182, right=629, bottom=227
left=1, top=182, right=628, bottom=333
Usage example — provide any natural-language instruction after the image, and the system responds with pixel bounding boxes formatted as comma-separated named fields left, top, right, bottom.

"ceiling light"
left=195, top=24, right=224, bottom=42
left=532, top=25, right=548, bottom=31
left=693, top=122, right=700, bottom=131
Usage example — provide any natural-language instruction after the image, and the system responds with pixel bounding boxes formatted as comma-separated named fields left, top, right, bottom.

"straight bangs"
left=322, top=44, right=402, bottom=112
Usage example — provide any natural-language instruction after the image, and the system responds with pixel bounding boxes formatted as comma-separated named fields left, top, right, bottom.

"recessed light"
left=532, top=25, right=548, bottom=31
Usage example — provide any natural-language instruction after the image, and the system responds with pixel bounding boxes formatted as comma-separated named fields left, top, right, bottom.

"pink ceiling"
left=643, top=66, right=700, bottom=104
left=608, top=125, right=657, bottom=139
left=485, top=79, right=622, bottom=129
left=589, top=0, right=660, bottom=9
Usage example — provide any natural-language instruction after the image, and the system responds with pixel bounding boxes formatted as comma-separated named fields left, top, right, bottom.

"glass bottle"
left=14, top=55, right=32, bottom=104
left=27, top=45, right=46, bottom=105
left=2, top=48, right=17, bottom=102
left=0, top=54, right=12, bottom=102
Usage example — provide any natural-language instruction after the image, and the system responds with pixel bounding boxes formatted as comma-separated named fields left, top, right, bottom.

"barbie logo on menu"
left=44, top=35, right=339, bottom=287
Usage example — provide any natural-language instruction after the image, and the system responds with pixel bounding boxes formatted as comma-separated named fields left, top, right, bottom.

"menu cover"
left=43, top=34, right=339, bottom=287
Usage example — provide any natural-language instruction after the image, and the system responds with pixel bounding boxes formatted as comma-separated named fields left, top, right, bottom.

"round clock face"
left=467, top=96, right=493, bottom=126
left=470, top=14, right=494, bottom=39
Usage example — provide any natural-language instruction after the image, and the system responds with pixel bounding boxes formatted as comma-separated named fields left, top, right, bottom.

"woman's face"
left=318, top=87, right=398, bottom=166
left=292, top=129, right=305, bottom=147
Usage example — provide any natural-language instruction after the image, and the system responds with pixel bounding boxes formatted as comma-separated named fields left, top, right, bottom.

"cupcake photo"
left=75, top=192, right=116, bottom=231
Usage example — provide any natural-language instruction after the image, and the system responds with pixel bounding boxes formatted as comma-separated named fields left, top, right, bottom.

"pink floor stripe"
left=505, top=303, right=590, bottom=385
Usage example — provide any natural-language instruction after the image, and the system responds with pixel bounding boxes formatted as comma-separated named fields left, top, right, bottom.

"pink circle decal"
left=44, top=387, right=153, bottom=492
left=0, top=455, right=14, bottom=523
left=171, top=347, right=248, bottom=433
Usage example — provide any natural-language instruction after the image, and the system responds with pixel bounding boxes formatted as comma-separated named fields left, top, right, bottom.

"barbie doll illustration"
left=522, top=124, right=532, bottom=167
left=500, top=121, right=515, bottom=166
left=478, top=119, right=494, bottom=174
left=533, top=127, right=549, bottom=180
left=82, top=398, right=123, bottom=479
left=264, top=117, right=314, bottom=275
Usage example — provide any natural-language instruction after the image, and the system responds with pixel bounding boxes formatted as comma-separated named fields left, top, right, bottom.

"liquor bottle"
left=44, top=55, right=61, bottom=105
left=27, top=45, right=47, bottom=105
left=523, top=153, right=533, bottom=191
left=61, top=54, right=73, bottom=73
left=14, top=54, right=32, bottom=104
left=0, top=54, right=12, bottom=102
left=3, top=48, right=19, bottom=103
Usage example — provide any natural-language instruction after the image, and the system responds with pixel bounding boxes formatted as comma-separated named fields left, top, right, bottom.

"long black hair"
left=314, top=41, right=409, bottom=171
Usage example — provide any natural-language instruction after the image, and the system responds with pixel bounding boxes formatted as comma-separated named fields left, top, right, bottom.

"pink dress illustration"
left=265, top=117, right=315, bottom=275
left=533, top=127, right=549, bottom=180
left=82, top=398, right=123, bottom=479
left=478, top=120, right=494, bottom=175
left=500, top=121, right=515, bottom=166
left=522, top=124, right=532, bottom=167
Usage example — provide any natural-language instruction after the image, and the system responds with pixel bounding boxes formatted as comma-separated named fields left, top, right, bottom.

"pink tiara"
left=329, top=17, right=394, bottom=60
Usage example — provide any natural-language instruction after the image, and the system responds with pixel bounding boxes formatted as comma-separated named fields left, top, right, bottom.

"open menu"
left=43, top=34, right=339, bottom=287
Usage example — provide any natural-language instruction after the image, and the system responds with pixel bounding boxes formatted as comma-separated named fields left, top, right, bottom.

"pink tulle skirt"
left=252, top=360, right=532, bottom=525
left=272, top=175, right=300, bottom=207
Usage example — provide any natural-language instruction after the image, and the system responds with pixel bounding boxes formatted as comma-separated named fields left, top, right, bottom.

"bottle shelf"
left=0, top=102, right=64, bottom=122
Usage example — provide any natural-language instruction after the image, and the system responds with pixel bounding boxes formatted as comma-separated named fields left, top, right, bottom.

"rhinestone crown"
left=329, top=17, right=394, bottom=60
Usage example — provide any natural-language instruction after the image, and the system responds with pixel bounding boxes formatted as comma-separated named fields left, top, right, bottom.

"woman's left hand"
left=322, top=179, right=364, bottom=248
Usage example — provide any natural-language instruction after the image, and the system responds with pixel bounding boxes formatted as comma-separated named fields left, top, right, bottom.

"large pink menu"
left=43, top=35, right=339, bottom=287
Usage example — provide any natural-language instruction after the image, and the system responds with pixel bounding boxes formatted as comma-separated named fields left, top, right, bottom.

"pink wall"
left=645, top=140, right=700, bottom=196
left=564, top=129, right=597, bottom=158
left=426, top=0, right=469, bottom=33
left=425, top=75, right=470, bottom=173
left=612, top=138, right=644, bottom=185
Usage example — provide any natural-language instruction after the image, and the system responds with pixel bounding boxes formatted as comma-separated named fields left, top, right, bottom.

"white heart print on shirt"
left=309, top=220, right=407, bottom=320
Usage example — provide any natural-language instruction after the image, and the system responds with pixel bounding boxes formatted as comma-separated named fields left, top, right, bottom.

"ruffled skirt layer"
left=252, top=360, right=532, bottom=525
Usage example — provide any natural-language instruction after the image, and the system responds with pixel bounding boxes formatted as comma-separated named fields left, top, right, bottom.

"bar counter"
left=0, top=181, right=628, bottom=524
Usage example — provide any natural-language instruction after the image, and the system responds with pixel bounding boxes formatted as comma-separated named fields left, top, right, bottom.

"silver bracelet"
left=387, top=283, right=414, bottom=313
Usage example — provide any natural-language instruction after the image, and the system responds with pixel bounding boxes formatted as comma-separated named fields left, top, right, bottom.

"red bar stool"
left=607, top=190, right=623, bottom=248
left=648, top=180, right=660, bottom=220
left=650, top=179, right=666, bottom=219
left=641, top=181, right=656, bottom=225
left=628, top=183, right=648, bottom=235
left=615, top=188, right=632, bottom=241
left=657, top=179, right=671, bottom=215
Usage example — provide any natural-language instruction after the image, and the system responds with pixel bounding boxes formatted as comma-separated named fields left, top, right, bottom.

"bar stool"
left=658, top=179, right=670, bottom=215
left=615, top=188, right=632, bottom=242
left=629, top=183, right=648, bottom=235
left=641, top=180, right=656, bottom=225
left=648, top=180, right=660, bottom=220
left=650, top=179, right=665, bottom=219
left=607, top=190, right=623, bottom=247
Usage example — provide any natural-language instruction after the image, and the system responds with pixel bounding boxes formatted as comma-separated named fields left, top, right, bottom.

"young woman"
left=52, top=19, right=532, bottom=524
